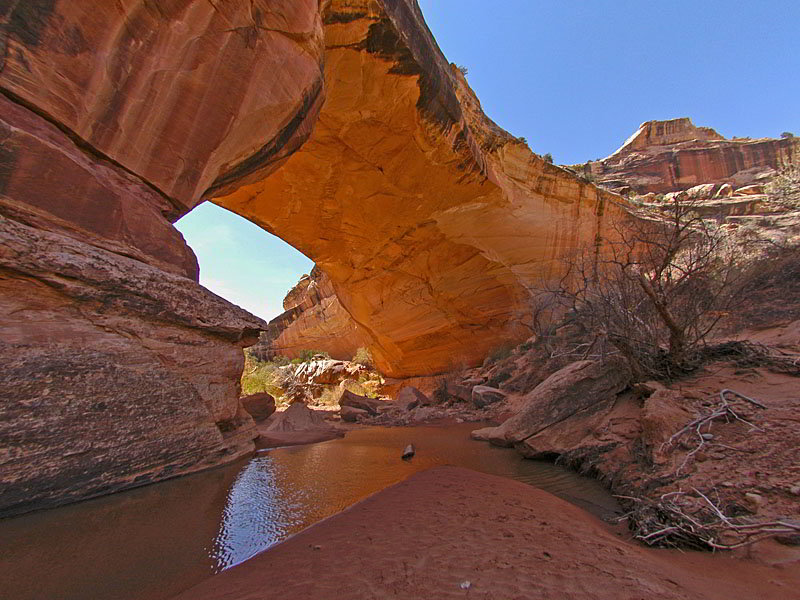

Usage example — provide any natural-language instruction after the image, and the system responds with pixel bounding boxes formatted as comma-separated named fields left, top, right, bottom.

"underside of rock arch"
left=0, top=0, right=626, bottom=515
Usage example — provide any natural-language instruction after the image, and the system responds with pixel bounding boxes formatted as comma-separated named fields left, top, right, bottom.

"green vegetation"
left=543, top=153, right=553, bottom=164
left=241, top=350, right=289, bottom=397
left=765, top=164, right=800, bottom=209
left=352, top=346, right=374, bottom=368
left=456, top=64, right=468, bottom=76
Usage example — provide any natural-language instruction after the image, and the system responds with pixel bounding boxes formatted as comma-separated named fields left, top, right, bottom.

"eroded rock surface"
left=0, top=217, right=266, bottom=516
left=578, top=118, right=798, bottom=194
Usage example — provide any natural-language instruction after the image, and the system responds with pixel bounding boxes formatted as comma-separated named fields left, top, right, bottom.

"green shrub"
left=487, top=370, right=512, bottom=388
left=352, top=346, right=374, bottom=368
left=241, top=354, right=288, bottom=397
left=543, top=153, right=553, bottom=164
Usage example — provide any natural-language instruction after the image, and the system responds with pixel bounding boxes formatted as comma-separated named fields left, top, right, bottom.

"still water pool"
left=0, top=424, right=619, bottom=600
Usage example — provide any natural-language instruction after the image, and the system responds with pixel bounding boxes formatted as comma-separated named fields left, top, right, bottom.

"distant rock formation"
left=252, top=267, right=371, bottom=363
left=575, top=118, right=798, bottom=194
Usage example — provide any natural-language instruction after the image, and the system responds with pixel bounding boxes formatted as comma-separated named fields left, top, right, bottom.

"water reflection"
left=208, top=424, right=620, bottom=572
left=0, top=424, right=620, bottom=600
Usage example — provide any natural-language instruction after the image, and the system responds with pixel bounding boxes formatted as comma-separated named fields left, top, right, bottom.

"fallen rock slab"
left=258, top=403, right=343, bottom=448
left=340, top=390, right=387, bottom=416
left=471, top=359, right=630, bottom=446
left=395, top=386, right=429, bottom=410
left=340, top=406, right=369, bottom=423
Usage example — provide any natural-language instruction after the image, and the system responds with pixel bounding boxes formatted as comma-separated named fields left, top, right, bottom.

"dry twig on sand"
left=618, top=489, right=799, bottom=550
left=661, top=389, right=767, bottom=475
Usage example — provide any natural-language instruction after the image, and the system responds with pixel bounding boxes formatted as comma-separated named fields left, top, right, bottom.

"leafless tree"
left=536, top=195, right=749, bottom=380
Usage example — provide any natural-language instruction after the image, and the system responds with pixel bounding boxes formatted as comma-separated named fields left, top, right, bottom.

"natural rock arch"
left=0, top=0, right=624, bottom=515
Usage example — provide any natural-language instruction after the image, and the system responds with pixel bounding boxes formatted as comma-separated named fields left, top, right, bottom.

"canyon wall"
left=580, top=118, right=798, bottom=194
left=1, top=0, right=627, bottom=513
left=0, top=0, right=324, bottom=516
left=253, top=267, right=371, bottom=362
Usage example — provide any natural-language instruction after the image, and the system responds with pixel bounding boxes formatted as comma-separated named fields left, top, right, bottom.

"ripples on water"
left=0, top=423, right=620, bottom=600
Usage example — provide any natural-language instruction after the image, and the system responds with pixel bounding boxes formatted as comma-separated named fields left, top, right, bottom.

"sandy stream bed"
left=173, top=466, right=799, bottom=600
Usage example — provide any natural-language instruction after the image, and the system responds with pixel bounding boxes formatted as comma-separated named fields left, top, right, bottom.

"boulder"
left=472, top=385, right=506, bottom=408
left=471, top=359, right=631, bottom=447
left=340, top=405, right=369, bottom=423
left=640, top=389, right=691, bottom=464
left=685, top=183, right=717, bottom=200
left=258, top=403, right=343, bottom=448
left=263, top=403, right=327, bottom=432
left=395, top=386, right=429, bottom=411
left=445, top=381, right=474, bottom=403
left=339, top=389, right=386, bottom=416
left=240, top=393, right=277, bottom=422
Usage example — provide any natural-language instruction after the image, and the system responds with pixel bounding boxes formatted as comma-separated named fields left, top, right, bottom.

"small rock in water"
left=402, top=444, right=415, bottom=460
left=459, top=581, right=471, bottom=590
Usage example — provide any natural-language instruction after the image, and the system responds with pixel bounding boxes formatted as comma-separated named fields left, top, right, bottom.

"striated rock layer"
left=253, top=266, right=371, bottom=362
left=577, top=118, right=798, bottom=194
left=1, top=0, right=626, bottom=513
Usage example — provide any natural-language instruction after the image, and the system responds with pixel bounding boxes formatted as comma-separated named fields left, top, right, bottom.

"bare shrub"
left=765, top=163, right=800, bottom=210
left=537, top=196, right=753, bottom=380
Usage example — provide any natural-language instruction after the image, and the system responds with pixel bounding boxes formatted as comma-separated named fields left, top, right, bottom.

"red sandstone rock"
left=0, top=217, right=266, bottom=517
left=581, top=118, right=798, bottom=195
left=240, top=393, right=277, bottom=422
left=0, top=0, right=629, bottom=514
left=395, top=386, right=429, bottom=410
left=471, top=359, right=631, bottom=447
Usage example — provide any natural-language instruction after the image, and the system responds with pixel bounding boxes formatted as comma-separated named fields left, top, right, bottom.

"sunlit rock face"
left=579, top=118, right=799, bottom=194
left=215, top=0, right=626, bottom=376
left=0, top=0, right=322, bottom=515
left=255, top=266, right=372, bottom=362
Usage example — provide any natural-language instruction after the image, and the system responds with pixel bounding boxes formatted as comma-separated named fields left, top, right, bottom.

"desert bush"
left=483, top=345, right=513, bottom=367
left=241, top=352, right=289, bottom=397
left=537, top=196, right=754, bottom=380
left=352, top=346, right=374, bottom=368
left=543, top=153, right=554, bottom=164
left=765, top=164, right=800, bottom=209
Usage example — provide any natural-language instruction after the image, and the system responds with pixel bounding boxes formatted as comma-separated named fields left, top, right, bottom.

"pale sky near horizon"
left=176, top=0, right=800, bottom=322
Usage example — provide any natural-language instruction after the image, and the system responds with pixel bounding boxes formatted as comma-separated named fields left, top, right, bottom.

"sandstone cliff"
left=253, top=266, right=371, bottom=362
left=1, top=0, right=626, bottom=513
left=577, top=118, right=798, bottom=194
left=0, top=0, right=319, bottom=515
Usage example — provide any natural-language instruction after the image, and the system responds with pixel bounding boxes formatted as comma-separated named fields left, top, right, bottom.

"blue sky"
left=177, top=0, right=799, bottom=321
